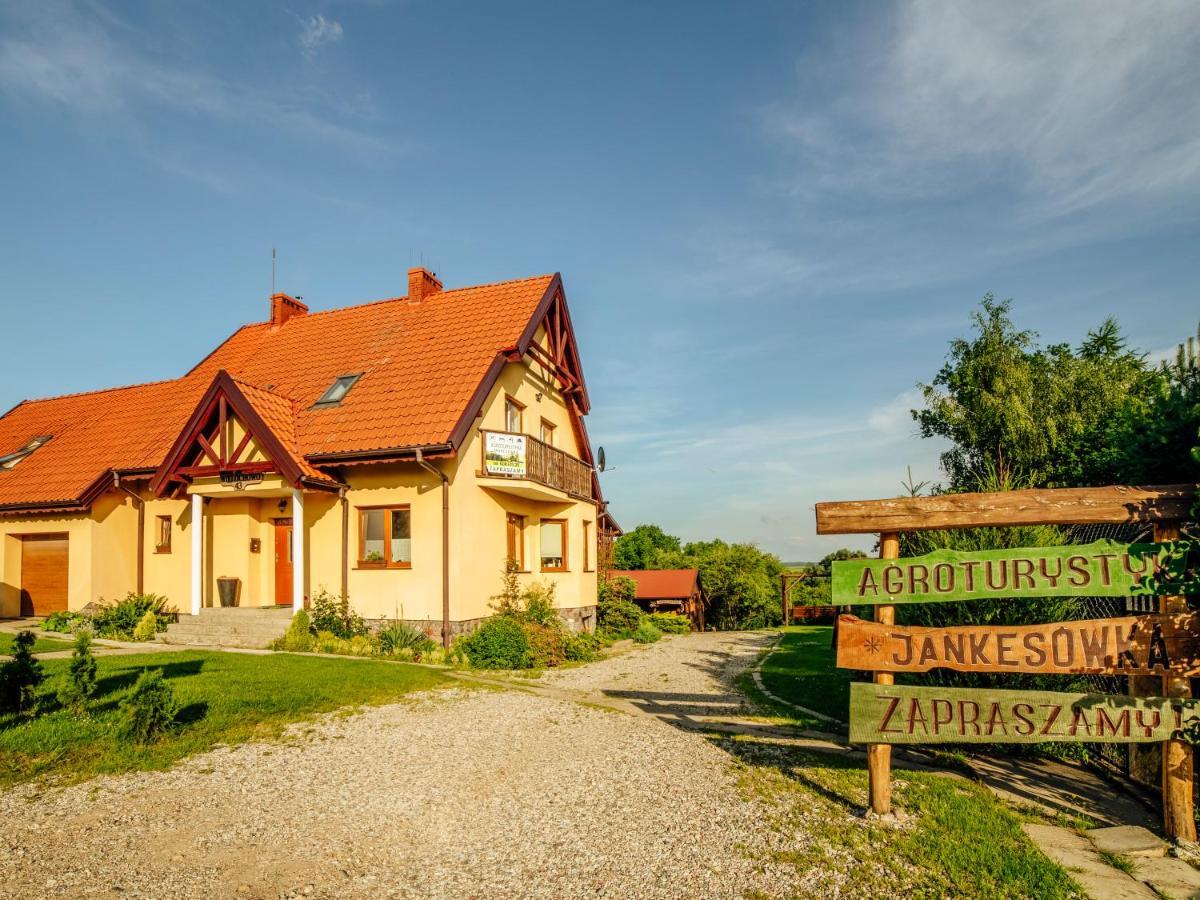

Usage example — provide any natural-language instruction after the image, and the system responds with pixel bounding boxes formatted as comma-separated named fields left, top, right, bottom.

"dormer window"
left=0, top=434, right=52, bottom=470
left=314, top=374, right=362, bottom=407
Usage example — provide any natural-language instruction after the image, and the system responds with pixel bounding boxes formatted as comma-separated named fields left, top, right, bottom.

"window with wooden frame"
left=357, top=506, right=412, bottom=568
left=539, top=418, right=556, bottom=445
left=582, top=520, right=593, bottom=571
left=539, top=519, right=567, bottom=572
left=155, top=515, right=172, bottom=553
left=505, top=395, right=524, bottom=433
left=506, top=513, right=526, bottom=570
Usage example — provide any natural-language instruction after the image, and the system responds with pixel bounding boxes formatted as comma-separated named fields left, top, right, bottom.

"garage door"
left=20, top=534, right=69, bottom=616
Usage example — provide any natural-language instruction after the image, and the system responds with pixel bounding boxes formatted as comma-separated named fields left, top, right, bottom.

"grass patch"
left=0, top=632, right=74, bottom=656
left=737, top=626, right=850, bottom=730
left=0, top=650, right=456, bottom=788
left=725, top=737, right=1084, bottom=898
left=1095, top=849, right=1136, bottom=875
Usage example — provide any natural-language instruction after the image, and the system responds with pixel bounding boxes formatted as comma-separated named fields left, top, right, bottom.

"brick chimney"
left=407, top=267, right=443, bottom=305
left=269, top=292, right=308, bottom=328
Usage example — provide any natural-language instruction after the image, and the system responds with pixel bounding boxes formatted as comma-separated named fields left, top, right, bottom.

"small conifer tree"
left=58, top=629, right=98, bottom=716
left=120, top=669, right=179, bottom=743
left=0, top=630, right=45, bottom=714
left=132, top=609, right=158, bottom=642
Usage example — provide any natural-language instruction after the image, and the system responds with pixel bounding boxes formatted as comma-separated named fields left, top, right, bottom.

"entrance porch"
left=185, top=478, right=309, bottom=616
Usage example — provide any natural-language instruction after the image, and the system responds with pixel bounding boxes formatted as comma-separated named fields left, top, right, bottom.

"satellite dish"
left=597, top=446, right=607, bottom=472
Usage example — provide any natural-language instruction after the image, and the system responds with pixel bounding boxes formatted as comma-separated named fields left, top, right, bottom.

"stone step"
left=159, top=608, right=293, bottom=649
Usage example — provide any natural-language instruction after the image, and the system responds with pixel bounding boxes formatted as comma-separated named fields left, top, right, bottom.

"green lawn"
left=732, top=625, right=1083, bottom=896
left=738, top=625, right=851, bottom=728
left=728, top=736, right=1083, bottom=898
left=0, top=650, right=456, bottom=787
left=0, top=631, right=74, bottom=656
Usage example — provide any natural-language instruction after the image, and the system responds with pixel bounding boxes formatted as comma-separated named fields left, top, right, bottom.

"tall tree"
left=612, top=524, right=681, bottom=570
left=914, top=295, right=1157, bottom=489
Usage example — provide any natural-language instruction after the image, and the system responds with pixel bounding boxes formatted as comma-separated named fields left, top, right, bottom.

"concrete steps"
left=159, top=606, right=294, bottom=649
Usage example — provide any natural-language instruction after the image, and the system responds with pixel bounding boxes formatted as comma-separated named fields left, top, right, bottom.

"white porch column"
left=190, top=492, right=203, bottom=616
left=292, top=488, right=305, bottom=613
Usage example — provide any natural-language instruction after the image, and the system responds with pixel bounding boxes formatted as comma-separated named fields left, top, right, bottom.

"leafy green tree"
left=659, top=540, right=784, bottom=629
left=613, top=524, right=681, bottom=570
left=915, top=296, right=1156, bottom=489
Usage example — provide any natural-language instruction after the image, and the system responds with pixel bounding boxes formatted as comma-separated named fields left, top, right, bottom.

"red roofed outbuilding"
left=610, top=569, right=705, bottom=631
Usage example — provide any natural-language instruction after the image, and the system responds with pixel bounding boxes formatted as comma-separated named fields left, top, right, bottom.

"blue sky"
left=1, top=1, right=1198, bottom=560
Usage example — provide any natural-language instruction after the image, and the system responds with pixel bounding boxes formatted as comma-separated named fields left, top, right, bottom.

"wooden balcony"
left=479, top=429, right=593, bottom=501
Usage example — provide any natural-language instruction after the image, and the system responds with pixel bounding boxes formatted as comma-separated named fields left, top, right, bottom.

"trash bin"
left=216, top=576, right=241, bottom=608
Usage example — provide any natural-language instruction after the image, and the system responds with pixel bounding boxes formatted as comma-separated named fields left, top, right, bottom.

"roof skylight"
left=314, top=374, right=362, bottom=407
left=0, top=434, right=52, bottom=470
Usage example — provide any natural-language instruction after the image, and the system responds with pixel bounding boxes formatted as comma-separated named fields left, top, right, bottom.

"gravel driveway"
left=0, top=632, right=821, bottom=899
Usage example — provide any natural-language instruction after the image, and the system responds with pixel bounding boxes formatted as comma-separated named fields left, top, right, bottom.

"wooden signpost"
left=836, top=613, right=1200, bottom=676
left=814, top=484, right=1199, bottom=840
left=850, top=683, right=1200, bottom=745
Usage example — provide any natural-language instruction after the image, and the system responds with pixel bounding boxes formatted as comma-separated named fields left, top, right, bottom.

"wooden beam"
left=816, top=484, right=1197, bottom=535
left=195, top=433, right=220, bottom=467
left=867, top=531, right=899, bottom=816
left=1157, top=520, right=1196, bottom=841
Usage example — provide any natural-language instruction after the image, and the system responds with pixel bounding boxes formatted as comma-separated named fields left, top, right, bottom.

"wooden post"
left=1156, top=520, right=1196, bottom=841
left=868, top=531, right=900, bottom=815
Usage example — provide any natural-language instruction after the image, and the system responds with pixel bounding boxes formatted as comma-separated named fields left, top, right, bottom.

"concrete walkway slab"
left=1132, top=856, right=1200, bottom=899
left=1024, top=823, right=1158, bottom=900
left=1091, top=825, right=1169, bottom=859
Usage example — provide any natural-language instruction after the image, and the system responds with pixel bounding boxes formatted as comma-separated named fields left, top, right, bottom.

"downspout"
left=415, top=448, right=450, bottom=649
left=339, top=486, right=349, bottom=599
left=113, top=472, right=145, bottom=595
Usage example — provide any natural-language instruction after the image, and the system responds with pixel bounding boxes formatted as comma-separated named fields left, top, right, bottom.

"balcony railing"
left=479, top=429, right=593, bottom=501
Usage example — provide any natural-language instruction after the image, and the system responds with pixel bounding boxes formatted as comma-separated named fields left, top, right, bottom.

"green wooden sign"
left=849, top=682, right=1200, bottom=745
left=831, top=539, right=1198, bottom=606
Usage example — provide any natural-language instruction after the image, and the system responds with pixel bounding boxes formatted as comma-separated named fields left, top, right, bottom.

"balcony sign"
left=484, top=431, right=526, bottom=477
left=836, top=613, right=1200, bottom=676
left=830, top=539, right=1198, bottom=605
left=849, top=682, right=1200, bottom=745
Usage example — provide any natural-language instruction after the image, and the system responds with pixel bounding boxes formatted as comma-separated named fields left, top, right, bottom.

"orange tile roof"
left=609, top=570, right=701, bottom=600
left=0, top=274, right=559, bottom=509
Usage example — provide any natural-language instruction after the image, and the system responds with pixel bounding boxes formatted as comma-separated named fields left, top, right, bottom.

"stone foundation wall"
left=368, top=605, right=597, bottom=640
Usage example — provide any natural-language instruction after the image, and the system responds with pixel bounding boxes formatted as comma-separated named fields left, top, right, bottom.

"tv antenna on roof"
left=272, top=247, right=277, bottom=295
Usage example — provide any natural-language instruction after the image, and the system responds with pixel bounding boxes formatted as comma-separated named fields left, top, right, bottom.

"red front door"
left=274, top=518, right=293, bottom=606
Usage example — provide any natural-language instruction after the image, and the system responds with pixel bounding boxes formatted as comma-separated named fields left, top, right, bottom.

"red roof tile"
left=0, top=274, right=559, bottom=508
left=609, top=570, right=701, bottom=600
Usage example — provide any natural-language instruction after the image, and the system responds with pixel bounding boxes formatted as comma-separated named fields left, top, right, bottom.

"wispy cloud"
left=0, top=1, right=385, bottom=160
left=298, top=14, right=344, bottom=60
left=769, top=2, right=1200, bottom=219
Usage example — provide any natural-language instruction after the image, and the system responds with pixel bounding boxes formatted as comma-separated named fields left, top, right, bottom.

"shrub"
left=522, top=621, right=567, bottom=668
left=648, top=612, right=691, bottom=634
left=632, top=621, right=662, bottom=644
left=120, top=669, right=179, bottom=743
left=461, top=616, right=531, bottom=669
left=92, top=593, right=175, bottom=639
left=597, top=597, right=644, bottom=639
left=57, top=629, right=98, bottom=716
left=376, top=620, right=437, bottom=657
left=272, top=609, right=314, bottom=652
left=309, top=589, right=366, bottom=639
left=42, top=610, right=85, bottom=633
left=564, top=631, right=601, bottom=662
left=0, top=631, right=45, bottom=714
left=132, top=609, right=158, bottom=642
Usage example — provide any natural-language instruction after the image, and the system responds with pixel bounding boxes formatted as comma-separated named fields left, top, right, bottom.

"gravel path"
left=0, top=632, right=823, bottom=899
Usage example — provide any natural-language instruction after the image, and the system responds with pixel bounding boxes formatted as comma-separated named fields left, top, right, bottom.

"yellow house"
left=0, top=269, right=618, bottom=644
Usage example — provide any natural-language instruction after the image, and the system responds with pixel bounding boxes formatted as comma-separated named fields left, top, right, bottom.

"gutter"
left=112, top=472, right=145, bottom=594
left=415, top=448, right=451, bottom=649
left=308, top=442, right=455, bottom=465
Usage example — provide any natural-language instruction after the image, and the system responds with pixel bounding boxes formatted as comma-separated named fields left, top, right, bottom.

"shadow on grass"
left=714, top=733, right=866, bottom=812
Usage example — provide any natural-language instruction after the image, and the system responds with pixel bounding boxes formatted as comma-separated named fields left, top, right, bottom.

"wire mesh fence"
left=1064, top=520, right=1196, bottom=787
